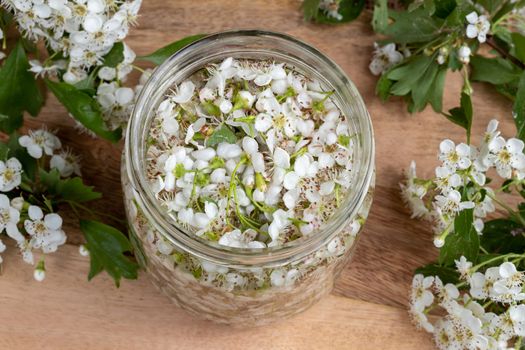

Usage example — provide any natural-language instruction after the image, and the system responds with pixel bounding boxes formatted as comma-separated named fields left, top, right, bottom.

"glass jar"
left=122, top=30, right=375, bottom=326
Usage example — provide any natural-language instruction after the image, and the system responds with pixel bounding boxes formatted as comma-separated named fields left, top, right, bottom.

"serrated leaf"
left=415, top=263, right=460, bottom=284
left=470, top=55, right=522, bottom=85
left=40, top=169, right=102, bottom=202
left=102, top=42, right=124, bottom=68
left=206, top=124, right=236, bottom=147
left=428, top=67, right=447, bottom=112
left=388, top=55, right=434, bottom=96
left=0, top=41, right=44, bottom=133
left=383, top=8, right=442, bottom=44
left=45, top=80, right=122, bottom=142
left=444, top=92, right=472, bottom=141
left=375, top=73, right=393, bottom=101
left=80, top=220, right=139, bottom=287
left=140, top=34, right=207, bottom=65
left=439, top=208, right=479, bottom=266
left=411, top=62, right=439, bottom=111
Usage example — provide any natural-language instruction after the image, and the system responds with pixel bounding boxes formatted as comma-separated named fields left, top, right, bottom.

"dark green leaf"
left=470, top=55, right=522, bottom=85
left=102, top=42, right=124, bottom=68
left=512, top=32, right=525, bottom=63
left=45, top=80, right=122, bottom=142
left=206, top=124, right=236, bottom=147
left=383, top=8, right=442, bottom=44
left=482, top=218, right=525, bottom=254
left=513, top=71, right=525, bottom=143
left=80, top=220, right=139, bottom=287
left=0, top=41, right=44, bottom=133
left=444, top=92, right=473, bottom=141
left=139, top=34, right=207, bottom=65
left=415, top=263, right=460, bottom=284
left=439, top=208, right=479, bottom=266
left=428, top=67, right=447, bottom=112
left=0, top=142, right=8, bottom=160
left=40, top=169, right=102, bottom=202
left=411, top=62, right=439, bottom=111
left=388, top=55, right=434, bottom=96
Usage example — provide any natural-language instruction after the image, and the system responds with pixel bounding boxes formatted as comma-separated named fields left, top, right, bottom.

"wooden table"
left=0, top=1, right=516, bottom=349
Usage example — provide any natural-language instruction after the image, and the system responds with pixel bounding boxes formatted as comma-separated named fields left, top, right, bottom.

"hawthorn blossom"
left=24, top=206, right=66, bottom=254
left=19, top=129, right=61, bottom=159
left=369, top=43, right=404, bottom=76
left=0, top=158, right=22, bottom=192
left=465, top=11, right=490, bottom=43
left=486, top=136, right=525, bottom=178
left=50, top=148, right=82, bottom=177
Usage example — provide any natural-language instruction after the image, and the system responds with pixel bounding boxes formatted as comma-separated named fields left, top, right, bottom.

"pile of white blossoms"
left=400, top=119, right=524, bottom=247
left=410, top=259, right=525, bottom=349
left=369, top=11, right=490, bottom=75
left=146, top=57, right=355, bottom=248
left=0, top=128, right=81, bottom=281
left=1, top=0, right=143, bottom=131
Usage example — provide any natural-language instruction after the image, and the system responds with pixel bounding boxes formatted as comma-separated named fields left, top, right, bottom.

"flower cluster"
left=1, top=0, right=143, bottom=133
left=0, top=128, right=81, bottom=281
left=3, top=0, right=141, bottom=81
left=410, top=258, right=525, bottom=349
left=146, top=57, right=354, bottom=248
left=369, top=43, right=405, bottom=76
left=400, top=119, right=525, bottom=247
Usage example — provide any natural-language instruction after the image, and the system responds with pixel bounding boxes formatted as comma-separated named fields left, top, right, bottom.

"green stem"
left=471, top=253, right=524, bottom=272
left=487, top=192, right=525, bottom=226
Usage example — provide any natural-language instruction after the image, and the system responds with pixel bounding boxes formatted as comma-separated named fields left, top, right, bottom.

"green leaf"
left=481, top=218, right=525, bottom=254
left=383, top=8, right=442, bottom=44
left=206, top=124, right=236, bottom=147
left=388, top=55, right=434, bottom=96
left=470, top=55, right=522, bottom=85
left=302, top=0, right=321, bottom=20
left=411, top=62, right=439, bottom=111
left=0, top=41, right=44, bottom=133
left=444, top=92, right=473, bottom=141
left=40, top=169, right=102, bottom=202
left=102, top=42, right=124, bottom=68
left=512, top=33, right=525, bottom=63
left=415, top=263, right=460, bottom=284
left=0, top=142, right=8, bottom=160
left=45, top=80, right=122, bottom=142
left=80, top=220, right=139, bottom=287
left=439, top=208, right=479, bottom=266
left=314, top=0, right=366, bottom=24
left=372, top=0, right=388, bottom=32
left=428, top=67, right=447, bottom=112
left=513, top=71, right=525, bottom=143
left=375, top=72, right=393, bottom=101
left=139, top=34, right=207, bottom=65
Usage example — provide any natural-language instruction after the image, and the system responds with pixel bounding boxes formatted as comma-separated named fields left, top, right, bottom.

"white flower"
left=455, top=256, right=472, bottom=279
left=470, top=267, right=500, bottom=299
left=466, top=11, right=490, bottom=43
left=369, top=43, right=404, bottom=76
left=438, top=139, right=471, bottom=170
left=218, top=228, right=265, bottom=249
left=409, top=302, right=434, bottom=333
left=458, top=45, right=472, bottom=64
left=434, top=189, right=474, bottom=216
left=268, top=209, right=292, bottom=242
left=33, top=268, right=46, bottom=282
left=435, top=165, right=462, bottom=193
left=170, top=81, right=195, bottom=104
left=19, top=129, right=61, bottom=159
left=270, top=268, right=299, bottom=287
left=508, top=305, right=525, bottom=337
left=0, top=194, right=22, bottom=241
left=79, top=244, right=90, bottom=257
left=50, top=148, right=81, bottom=177
left=0, top=158, right=22, bottom=192
left=400, top=161, right=430, bottom=219
left=24, top=206, right=66, bottom=253
left=29, top=59, right=66, bottom=77
left=487, top=136, right=525, bottom=178
left=410, top=274, right=435, bottom=309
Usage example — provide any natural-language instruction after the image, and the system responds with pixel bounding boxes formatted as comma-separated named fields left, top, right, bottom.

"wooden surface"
left=0, top=1, right=516, bottom=349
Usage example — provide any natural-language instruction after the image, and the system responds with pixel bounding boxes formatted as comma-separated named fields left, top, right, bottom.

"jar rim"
left=125, top=30, right=375, bottom=268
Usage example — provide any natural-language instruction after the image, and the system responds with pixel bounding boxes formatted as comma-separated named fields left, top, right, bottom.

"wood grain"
left=0, top=0, right=518, bottom=348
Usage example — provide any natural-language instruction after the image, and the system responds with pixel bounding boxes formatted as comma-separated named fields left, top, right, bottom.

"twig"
left=486, top=36, right=525, bottom=70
